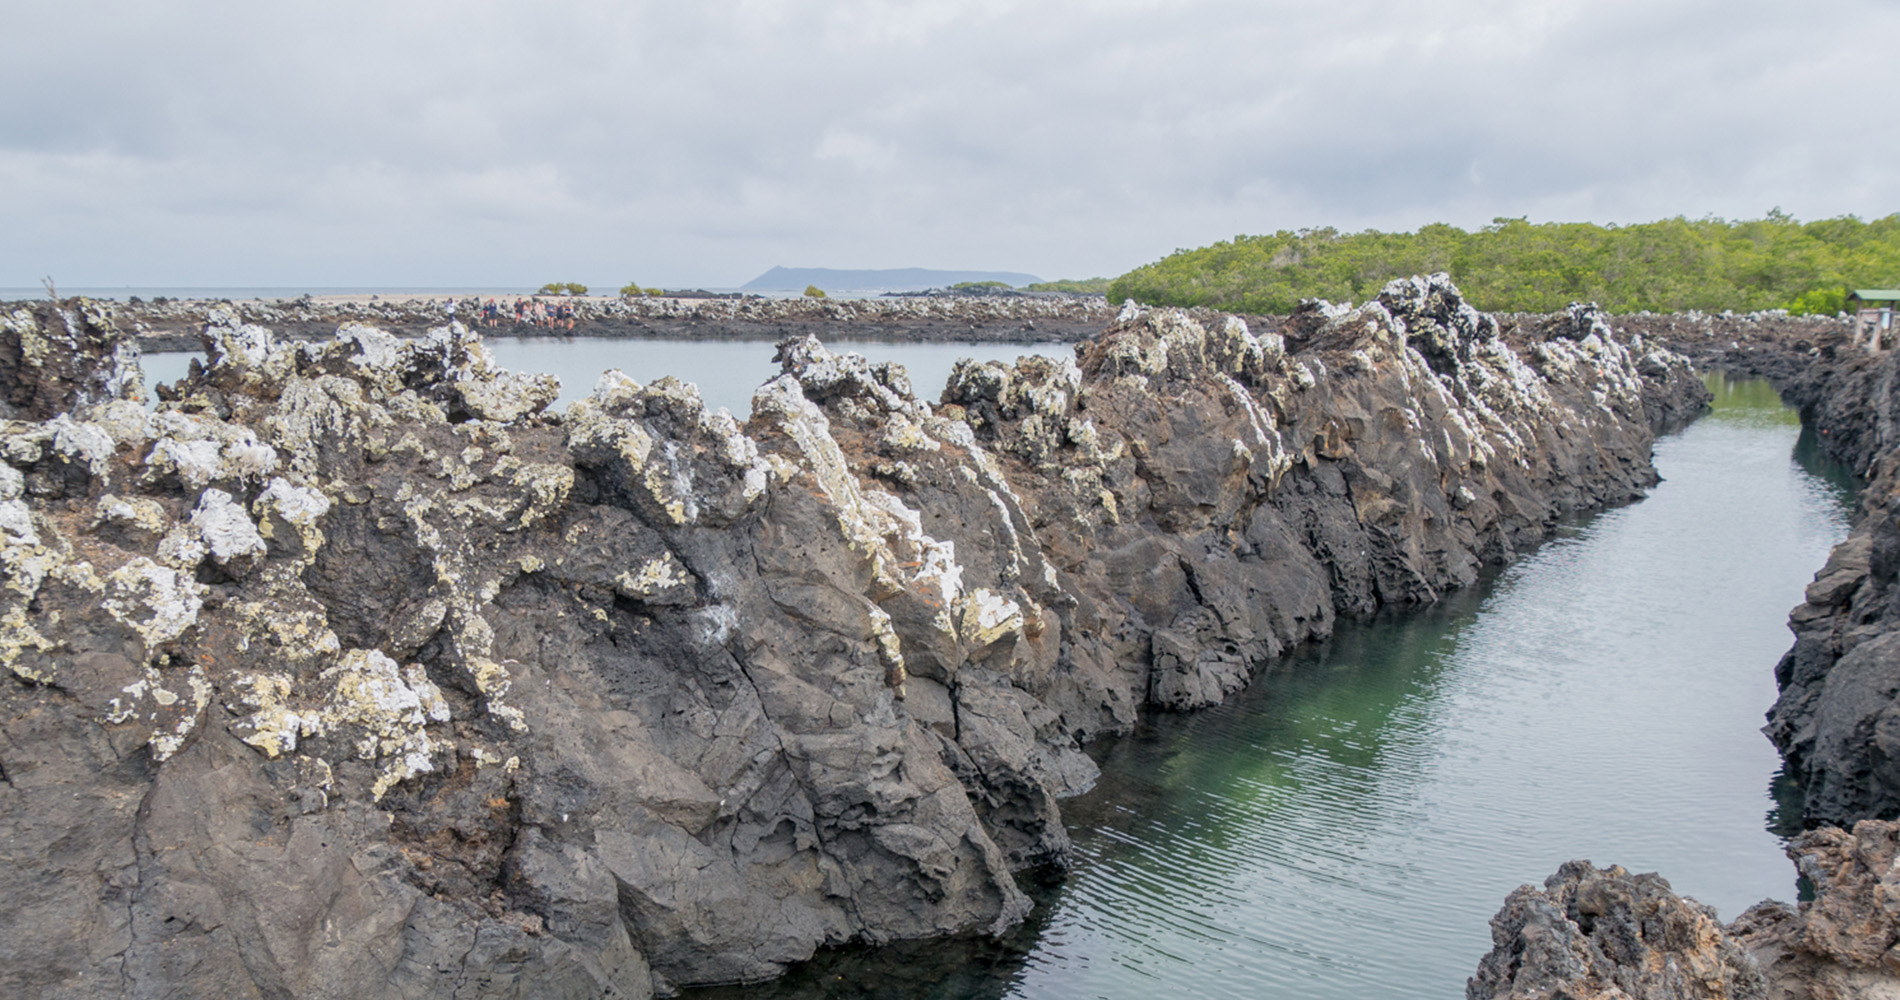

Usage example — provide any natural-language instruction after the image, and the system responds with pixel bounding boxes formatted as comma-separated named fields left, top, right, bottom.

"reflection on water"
left=694, top=373, right=1855, bottom=1000
left=134, top=343, right=1853, bottom=997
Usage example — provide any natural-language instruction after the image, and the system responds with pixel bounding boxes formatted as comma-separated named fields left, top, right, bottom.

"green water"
left=140, top=340, right=1852, bottom=997
left=696, top=374, right=1855, bottom=999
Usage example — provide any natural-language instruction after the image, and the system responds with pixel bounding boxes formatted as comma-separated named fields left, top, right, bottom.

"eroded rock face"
left=1750, top=324, right=1900, bottom=828
left=0, top=281, right=1705, bottom=999
left=0, top=300, right=145, bottom=420
left=1472, top=823, right=1900, bottom=1000
left=1469, top=861, right=1767, bottom=1000
left=1466, top=315, right=1900, bottom=1000
left=1734, top=821, right=1900, bottom=998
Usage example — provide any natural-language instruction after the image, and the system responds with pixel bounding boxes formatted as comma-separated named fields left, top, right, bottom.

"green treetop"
left=1106, top=214, right=1900, bottom=315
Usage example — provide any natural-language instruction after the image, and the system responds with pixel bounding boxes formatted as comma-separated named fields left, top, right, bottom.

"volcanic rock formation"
left=124, top=293, right=1119, bottom=353
left=0, top=277, right=1704, bottom=998
left=1469, top=310, right=1900, bottom=1000
left=1470, top=821, right=1900, bottom=1000
left=1755, top=333, right=1900, bottom=829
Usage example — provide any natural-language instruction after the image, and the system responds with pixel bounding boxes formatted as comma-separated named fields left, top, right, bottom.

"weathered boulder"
left=1472, top=823, right=1900, bottom=1000
left=1731, top=820, right=1900, bottom=998
left=1469, top=861, right=1766, bottom=1000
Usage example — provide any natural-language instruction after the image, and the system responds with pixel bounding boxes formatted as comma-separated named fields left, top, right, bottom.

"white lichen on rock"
left=231, top=649, right=453, bottom=799
left=615, top=553, right=695, bottom=604
left=190, top=489, right=267, bottom=566
left=253, top=477, right=330, bottom=560
left=101, top=558, right=204, bottom=648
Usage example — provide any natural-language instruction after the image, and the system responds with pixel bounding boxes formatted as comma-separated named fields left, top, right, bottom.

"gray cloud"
left=3, top=0, right=1896, bottom=288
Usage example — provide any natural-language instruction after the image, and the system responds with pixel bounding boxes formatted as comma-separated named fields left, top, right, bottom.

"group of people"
left=442, top=296, right=582, bottom=331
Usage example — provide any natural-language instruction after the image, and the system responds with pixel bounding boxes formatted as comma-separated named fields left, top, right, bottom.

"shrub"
left=537, top=282, right=588, bottom=296
left=1026, top=277, right=1111, bottom=294
left=1787, top=286, right=1848, bottom=316
left=804, top=285, right=827, bottom=299
left=1106, top=214, right=1900, bottom=314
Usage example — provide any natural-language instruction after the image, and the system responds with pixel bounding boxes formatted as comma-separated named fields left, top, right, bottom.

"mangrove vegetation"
left=1107, top=213, right=1900, bottom=315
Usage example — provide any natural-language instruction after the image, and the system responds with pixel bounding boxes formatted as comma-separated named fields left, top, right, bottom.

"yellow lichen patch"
left=155, top=524, right=208, bottom=572
left=639, top=459, right=692, bottom=526
left=50, top=557, right=106, bottom=596
left=92, top=494, right=169, bottom=539
left=146, top=664, right=212, bottom=761
left=1, top=544, right=61, bottom=599
left=253, top=478, right=330, bottom=561
left=614, top=554, right=692, bottom=602
left=227, top=599, right=341, bottom=668
left=465, top=653, right=528, bottom=732
left=437, top=451, right=483, bottom=491
left=229, top=672, right=313, bottom=757
left=447, top=496, right=518, bottom=526
left=878, top=414, right=941, bottom=455
left=509, top=462, right=573, bottom=529
left=0, top=605, right=56, bottom=682
left=311, top=649, right=457, bottom=800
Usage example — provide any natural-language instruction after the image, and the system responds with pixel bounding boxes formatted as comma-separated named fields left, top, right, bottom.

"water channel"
left=144, top=341, right=1855, bottom=997
left=694, top=374, right=1855, bottom=999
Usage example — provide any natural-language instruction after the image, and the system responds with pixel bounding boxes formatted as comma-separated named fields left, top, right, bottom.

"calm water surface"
left=691, top=374, right=1855, bottom=1000
left=140, top=342, right=1853, bottom=997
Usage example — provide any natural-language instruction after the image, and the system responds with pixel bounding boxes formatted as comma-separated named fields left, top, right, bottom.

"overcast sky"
left=4, top=0, right=1897, bottom=289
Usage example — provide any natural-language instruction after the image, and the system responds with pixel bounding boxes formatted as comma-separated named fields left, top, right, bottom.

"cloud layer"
left=4, top=0, right=1896, bottom=288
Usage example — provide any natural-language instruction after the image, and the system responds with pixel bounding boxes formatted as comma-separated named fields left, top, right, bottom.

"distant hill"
left=742, top=266, right=1043, bottom=292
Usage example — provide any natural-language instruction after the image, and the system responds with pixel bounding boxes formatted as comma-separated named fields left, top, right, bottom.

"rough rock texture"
left=1716, top=318, right=1900, bottom=828
left=0, top=300, right=146, bottom=419
left=0, top=277, right=1704, bottom=998
left=1470, top=861, right=1767, bottom=999
left=1517, top=310, right=1850, bottom=390
left=115, top=293, right=1122, bottom=353
left=1734, top=821, right=1900, bottom=999
left=1470, top=312, right=1900, bottom=1000
left=1472, top=823, right=1900, bottom=1000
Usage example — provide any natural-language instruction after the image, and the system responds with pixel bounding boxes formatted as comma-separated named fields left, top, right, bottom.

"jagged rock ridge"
left=0, top=277, right=1705, bottom=998
left=122, top=293, right=1119, bottom=352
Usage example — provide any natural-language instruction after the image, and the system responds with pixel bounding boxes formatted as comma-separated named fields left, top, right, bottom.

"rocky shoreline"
left=1466, top=310, right=1900, bottom=1000
left=115, top=293, right=1124, bottom=353
left=0, top=278, right=1707, bottom=998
